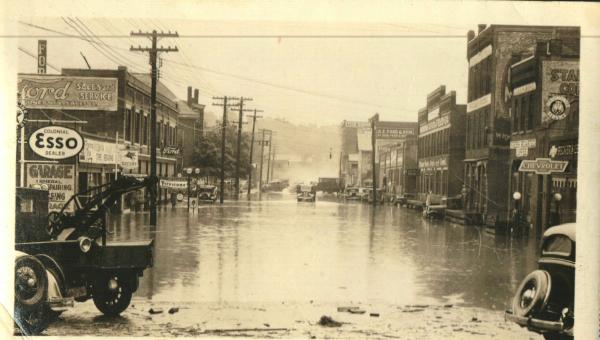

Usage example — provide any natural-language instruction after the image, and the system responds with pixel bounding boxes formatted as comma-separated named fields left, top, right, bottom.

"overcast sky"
left=16, top=18, right=473, bottom=125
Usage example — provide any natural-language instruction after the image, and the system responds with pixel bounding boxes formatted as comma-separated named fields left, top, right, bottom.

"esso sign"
left=29, top=126, right=84, bottom=160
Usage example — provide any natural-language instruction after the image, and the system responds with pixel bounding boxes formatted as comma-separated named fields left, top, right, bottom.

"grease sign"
left=29, top=126, right=84, bottom=160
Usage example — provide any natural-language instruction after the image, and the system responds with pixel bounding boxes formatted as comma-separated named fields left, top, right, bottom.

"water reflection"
left=107, top=193, right=539, bottom=311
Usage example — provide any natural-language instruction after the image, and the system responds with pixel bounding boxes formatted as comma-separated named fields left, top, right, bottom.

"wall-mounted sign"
left=25, top=163, right=75, bottom=212
left=28, top=125, right=84, bottom=160
left=120, top=148, right=138, bottom=170
left=549, top=141, right=578, bottom=160
left=160, top=179, right=188, bottom=190
left=518, top=158, right=568, bottom=175
left=162, top=146, right=180, bottom=156
left=37, top=40, right=47, bottom=74
left=376, top=127, right=415, bottom=139
left=18, top=75, right=118, bottom=111
left=79, top=139, right=118, bottom=164
left=510, top=138, right=536, bottom=158
left=419, top=115, right=450, bottom=136
left=418, top=157, right=448, bottom=169
left=542, top=60, right=579, bottom=124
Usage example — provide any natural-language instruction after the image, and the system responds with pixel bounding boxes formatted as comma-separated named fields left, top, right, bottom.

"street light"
left=553, top=192, right=562, bottom=225
left=186, top=168, right=193, bottom=209
left=512, top=191, right=522, bottom=234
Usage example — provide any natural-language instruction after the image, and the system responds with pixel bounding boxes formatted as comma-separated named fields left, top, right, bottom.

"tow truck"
left=14, top=175, right=157, bottom=335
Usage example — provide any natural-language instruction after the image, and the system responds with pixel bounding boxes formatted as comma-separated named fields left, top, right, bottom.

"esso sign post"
left=29, top=126, right=84, bottom=160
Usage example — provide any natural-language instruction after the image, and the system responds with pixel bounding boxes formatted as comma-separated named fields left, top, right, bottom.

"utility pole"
left=212, top=96, right=239, bottom=203
left=131, top=29, right=178, bottom=226
left=266, top=131, right=273, bottom=183
left=270, top=145, right=276, bottom=181
left=235, top=97, right=253, bottom=198
left=246, top=109, right=263, bottom=196
left=370, top=113, right=379, bottom=207
left=258, top=129, right=268, bottom=199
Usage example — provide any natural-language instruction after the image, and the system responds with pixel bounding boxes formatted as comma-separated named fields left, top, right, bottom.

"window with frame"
left=125, top=109, right=131, bottom=141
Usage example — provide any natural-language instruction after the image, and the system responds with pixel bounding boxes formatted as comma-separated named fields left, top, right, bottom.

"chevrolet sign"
left=518, top=158, right=568, bottom=174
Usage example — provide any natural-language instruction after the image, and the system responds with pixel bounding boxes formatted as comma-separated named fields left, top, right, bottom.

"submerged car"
left=197, top=185, right=218, bottom=203
left=343, top=186, right=360, bottom=200
left=505, top=223, right=575, bottom=339
left=297, top=185, right=316, bottom=202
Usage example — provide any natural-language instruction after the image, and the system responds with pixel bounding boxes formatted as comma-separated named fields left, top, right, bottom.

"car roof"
left=543, top=223, right=576, bottom=242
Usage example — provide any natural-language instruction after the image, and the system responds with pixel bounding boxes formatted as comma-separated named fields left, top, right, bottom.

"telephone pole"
left=247, top=109, right=263, bottom=196
left=131, top=29, right=178, bottom=226
left=213, top=96, right=239, bottom=203
left=270, top=145, right=276, bottom=181
left=266, top=132, right=273, bottom=183
left=370, top=113, right=379, bottom=207
left=258, top=129, right=270, bottom=199
left=235, top=97, right=253, bottom=198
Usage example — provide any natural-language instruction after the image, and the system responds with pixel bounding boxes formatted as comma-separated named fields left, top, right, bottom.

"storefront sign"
left=37, top=40, right=47, bottom=74
left=28, top=125, right=84, bottom=160
left=342, top=121, right=370, bottom=128
left=79, top=139, right=118, bottom=164
left=541, top=60, right=579, bottom=124
left=419, top=115, right=450, bottom=136
left=510, top=138, right=536, bottom=158
left=405, top=169, right=418, bottom=176
left=120, top=148, right=138, bottom=170
left=376, top=127, right=415, bottom=139
left=18, top=75, right=118, bottom=111
left=467, top=93, right=491, bottom=113
left=160, top=179, right=188, bottom=190
left=25, top=163, right=75, bottom=212
left=162, top=146, right=180, bottom=156
left=549, top=141, right=578, bottom=159
left=418, top=157, right=448, bottom=169
left=518, top=158, right=568, bottom=175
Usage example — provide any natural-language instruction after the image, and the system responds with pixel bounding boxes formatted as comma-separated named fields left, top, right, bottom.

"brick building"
left=416, top=86, right=466, bottom=204
left=177, top=86, right=205, bottom=171
left=463, top=24, right=578, bottom=227
left=507, top=34, right=579, bottom=236
left=339, top=120, right=368, bottom=187
left=378, top=134, right=418, bottom=197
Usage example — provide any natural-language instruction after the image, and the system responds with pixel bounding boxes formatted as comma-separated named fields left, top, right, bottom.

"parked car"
left=297, top=185, right=316, bottom=202
left=14, top=176, right=156, bottom=335
left=359, top=187, right=371, bottom=202
left=343, top=186, right=360, bottom=200
left=505, top=223, right=575, bottom=340
left=197, top=185, right=218, bottom=203
left=367, top=189, right=384, bottom=203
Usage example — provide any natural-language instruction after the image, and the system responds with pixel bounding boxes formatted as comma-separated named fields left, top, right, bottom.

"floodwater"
left=107, top=192, right=541, bottom=312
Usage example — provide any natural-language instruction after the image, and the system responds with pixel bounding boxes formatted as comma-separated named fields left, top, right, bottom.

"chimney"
left=478, top=24, right=486, bottom=34
left=467, top=30, right=475, bottom=41
left=187, top=86, right=193, bottom=105
left=194, top=89, right=199, bottom=104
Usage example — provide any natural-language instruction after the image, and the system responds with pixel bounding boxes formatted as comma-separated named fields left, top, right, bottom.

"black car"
left=505, top=223, right=575, bottom=339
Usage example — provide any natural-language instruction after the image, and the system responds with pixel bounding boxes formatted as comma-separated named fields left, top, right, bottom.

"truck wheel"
left=92, top=273, right=134, bottom=316
left=14, top=256, right=50, bottom=335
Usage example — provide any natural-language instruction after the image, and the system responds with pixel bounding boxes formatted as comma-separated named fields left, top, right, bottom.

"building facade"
left=463, top=24, right=578, bottom=227
left=417, top=86, right=466, bottom=204
left=177, top=86, right=206, bottom=171
left=339, top=120, right=367, bottom=187
left=507, top=36, right=579, bottom=236
left=378, top=134, right=418, bottom=197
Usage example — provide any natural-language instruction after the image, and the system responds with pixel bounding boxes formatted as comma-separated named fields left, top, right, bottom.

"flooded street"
left=46, top=192, right=543, bottom=338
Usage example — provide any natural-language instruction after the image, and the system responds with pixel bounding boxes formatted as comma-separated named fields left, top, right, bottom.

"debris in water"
left=318, top=315, right=342, bottom=327
left=348, top=308, right=366, bottom=314
left=149, top=308, right=163, bottom=314
left=444, top=304, right=453, bottom=308
left=168, top=307, right=179, bottom=314
left=369, top=313, right=380, bottom=317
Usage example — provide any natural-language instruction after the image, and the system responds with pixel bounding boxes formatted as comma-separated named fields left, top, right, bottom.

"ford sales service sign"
left=29, top=126, right=84, bottom=160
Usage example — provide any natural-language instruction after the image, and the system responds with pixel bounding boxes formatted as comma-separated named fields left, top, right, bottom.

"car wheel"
left=512, top=270, right=551, bottom=317
left=14, top=255, right=50, bottom=335
left=92, top=273, right=134, bottom=316
left=543, top=333, right=572, bottom=340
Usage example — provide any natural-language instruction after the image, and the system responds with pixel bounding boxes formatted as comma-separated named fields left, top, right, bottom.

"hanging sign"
left=159, top=179, right=188, bottom=190
left=79, top=139, right=118, bottom=164
left=518, top=158, right=568, bottom=175
left=120, top=148, right=139, bottom=170
left=37, top=40, right=47, bottom=74
left=28, top=125, right=84, bottom=160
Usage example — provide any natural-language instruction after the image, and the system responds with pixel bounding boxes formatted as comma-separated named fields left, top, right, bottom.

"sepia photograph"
left=1, top=1, right=599, bottom=339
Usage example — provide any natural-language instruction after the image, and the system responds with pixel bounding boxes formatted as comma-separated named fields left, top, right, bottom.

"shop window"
left=125, top=109, right=131, bottom=141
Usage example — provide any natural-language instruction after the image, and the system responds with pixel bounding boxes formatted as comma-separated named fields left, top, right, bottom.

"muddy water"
left=107, top=193, right=540, bottom=312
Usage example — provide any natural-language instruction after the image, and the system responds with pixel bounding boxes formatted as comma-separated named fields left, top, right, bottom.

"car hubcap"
left=16, top=267, right=38, bottom=300
left=108, top=278, right=119, bottom=291
left=520, top=285, right=536, bottom=308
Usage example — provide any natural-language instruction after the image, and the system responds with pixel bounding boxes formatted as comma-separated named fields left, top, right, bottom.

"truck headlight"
left=78, top=237, right=93, bottom=253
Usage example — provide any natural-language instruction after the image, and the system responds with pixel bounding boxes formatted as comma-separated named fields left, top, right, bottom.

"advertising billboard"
left=25, top=163, right=76, bottom=212
left=541, top=60, right=579, bottom=124
left=18, top=75, right=118, bottom=111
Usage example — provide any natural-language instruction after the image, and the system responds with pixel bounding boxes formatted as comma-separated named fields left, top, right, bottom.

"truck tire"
left=14, top=255, right=50, bottom=335
left=92, top=273, right=134, bottom=316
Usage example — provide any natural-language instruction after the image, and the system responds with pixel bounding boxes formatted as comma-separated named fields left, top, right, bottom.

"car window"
left=19, top=198, right=35, bottom=213
left=542, top=235, right=572, bottom=257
